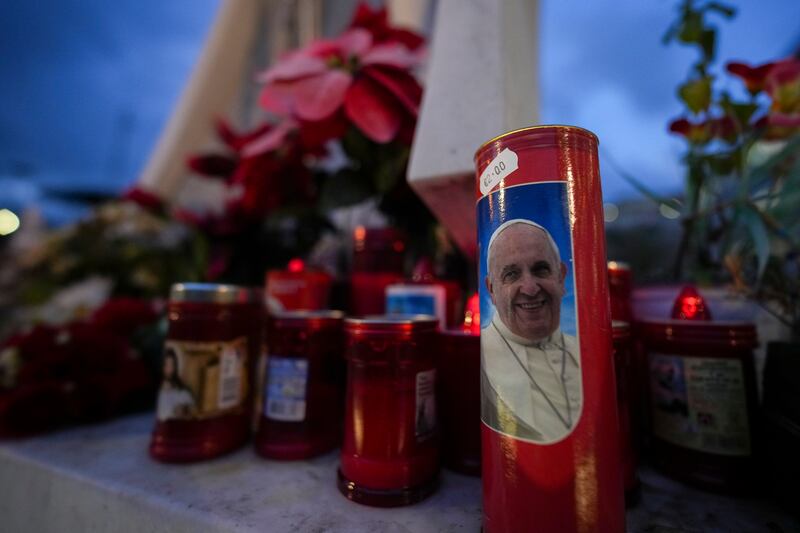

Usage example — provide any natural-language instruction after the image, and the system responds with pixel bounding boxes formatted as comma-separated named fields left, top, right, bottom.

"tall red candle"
left=150, top=283, right=260, bottom=463
left=338, top=315, right=440, bottom=507
left=255, top=310, right=345, bottom=460
left=475, top=126, right=624, bottom=532
left=612, top=321, right=640, bottom=503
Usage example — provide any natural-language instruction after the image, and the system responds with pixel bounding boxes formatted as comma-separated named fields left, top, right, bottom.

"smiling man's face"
left=486, top=223, right=567, bottom=341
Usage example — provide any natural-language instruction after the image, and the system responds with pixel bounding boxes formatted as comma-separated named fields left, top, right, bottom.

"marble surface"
left=0, top=414, right=797, bottom=532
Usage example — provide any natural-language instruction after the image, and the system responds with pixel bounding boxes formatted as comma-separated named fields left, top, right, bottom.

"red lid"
left=670, top=285, right=712, bottom=321
left=345, top=314, right=438, bottom=336
left=638, top=320, right=758, bottom=348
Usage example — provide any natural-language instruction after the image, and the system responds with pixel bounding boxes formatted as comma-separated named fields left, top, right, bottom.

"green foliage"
left=662, top=1, right=800, bottom=337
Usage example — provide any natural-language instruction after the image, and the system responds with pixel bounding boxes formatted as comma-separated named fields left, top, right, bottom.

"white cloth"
left=156, top=386, right=196, bottom=421
left=481, top=314, right=581, bottom=442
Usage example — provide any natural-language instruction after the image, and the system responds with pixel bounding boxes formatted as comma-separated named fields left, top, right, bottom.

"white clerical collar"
left=491, top=314, right=562, bottom=348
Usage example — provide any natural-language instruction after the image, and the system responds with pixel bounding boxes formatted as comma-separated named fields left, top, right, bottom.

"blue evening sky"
left=0, top=0, right=798, bottom=225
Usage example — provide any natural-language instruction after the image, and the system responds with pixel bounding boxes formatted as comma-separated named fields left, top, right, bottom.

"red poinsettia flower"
left=182, top=119, right=316, bottom=235
left=258, top=25, right=424, bottom=144
left=349, top=2, right=425, bottom=51
left=726, top=61, right=775, bottom=94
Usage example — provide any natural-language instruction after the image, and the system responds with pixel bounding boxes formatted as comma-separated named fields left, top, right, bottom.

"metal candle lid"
left=169, top=282, right=256, bottom=304
left=271, top=310, right=345, bottom=328
left=345, top=314, right=439, bottom=334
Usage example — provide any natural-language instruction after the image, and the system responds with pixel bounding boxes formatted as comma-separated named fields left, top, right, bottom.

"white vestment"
left=481, top=315, right=581, bottom=442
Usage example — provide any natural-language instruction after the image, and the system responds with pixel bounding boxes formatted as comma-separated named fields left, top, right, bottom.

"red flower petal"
left=186, top=154, right=238, bottom=178
left=668, top=118, right=691, bottom=135
left=361, top=42, right=420, bottom=69
left=121, top=187, right=163, bottom=211
left=259, top=82, right=297, bottom=117
left=362, top=65, right=422, bottom=116
left=350, top=2, right=387, bottom=30
left=726, top=61, right=775, bottom=93
left=298, top=111, right=349, bottom=151
left=385, top=29, right=425, bottom=51
left=335, top=28, right=373, bottom=58
left=257, top=52, right=327, bottom=84
left=241, top=120, right=296, bottom=157
left=292, top=70, right=352, bottom=121
left=767, top=112, right=800, bottom=128
left=344, top=75, right=402, bottom=143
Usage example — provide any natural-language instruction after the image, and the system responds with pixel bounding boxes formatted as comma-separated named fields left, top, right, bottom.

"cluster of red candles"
left=149, top=233, right=481, bottom=508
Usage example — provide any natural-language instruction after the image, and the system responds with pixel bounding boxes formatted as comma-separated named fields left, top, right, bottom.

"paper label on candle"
left=649, top=353, right=750, bottom=456
left=264, top=356, right=308, bottom=422
left=157, top=337, right=248, bottom=421
left=386, top=284, right=446, bottom=328
left=415, top=369, right=437, bottom=440
left=479, top=148, right=519, bottom=196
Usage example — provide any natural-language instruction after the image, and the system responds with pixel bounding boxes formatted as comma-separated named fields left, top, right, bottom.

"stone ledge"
left=0, top=414, right=797, bottom=532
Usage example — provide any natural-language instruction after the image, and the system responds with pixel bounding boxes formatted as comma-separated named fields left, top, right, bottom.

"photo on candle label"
left=157, top=338, right=247, bottom=421
left=478, top=181, right=582, bottom=444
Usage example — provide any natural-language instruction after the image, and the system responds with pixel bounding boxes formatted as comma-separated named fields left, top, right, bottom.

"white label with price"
left=479, top=148, right=519, bottom=196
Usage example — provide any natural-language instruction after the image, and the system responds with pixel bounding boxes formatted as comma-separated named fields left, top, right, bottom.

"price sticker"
left=479, top=148, right=519, bottom=196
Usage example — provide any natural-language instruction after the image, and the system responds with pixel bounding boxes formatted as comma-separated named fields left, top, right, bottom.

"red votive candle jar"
left=150, top=283, right=261, bottom=463
left=608, top=261, right=633, bottom=323
left=338, top=315, right=440, bottom=507
left=265, top=267, right=332, bottom=312
left=255, top=310, right=345, bottom=460
left=640, top=288, right=759, bottom=493
left=437, top=329, right=481, bottom=476
left=612, top=321, right=640, bottom=504
left=349, top=227, right=406, bottom=315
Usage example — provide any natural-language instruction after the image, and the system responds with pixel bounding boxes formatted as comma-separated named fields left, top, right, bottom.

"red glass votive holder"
left=612, top=321, right=640, bottom=503
left=265, top=268, right=332, bottom=312
left=437, top=330, right=481, bottom=476
left=254, top=310, right=345, bottom=460
left=150, top=283, right=261, bottom=463
left=349, top=228, right=406, bottom=315
left=608, top=261, right=633, bottom=322
left=640, top=317, right=759, bottom=492
left=338, top=315, right=440, bottom=507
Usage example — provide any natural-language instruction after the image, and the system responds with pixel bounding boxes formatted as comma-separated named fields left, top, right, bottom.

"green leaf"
left=678, top=11, right=704, bottom=43
left=678, top=77, right=712, bottom=114
left=746, top=135, right=800, bottom=191
left=600, top=148, right=682, bottom=211
left=706, top=2, right=736, bottom=18
left=742, top=206, right=771, bottom=282
left=318, top=168, right=374, bottom=209
left=707, top=153, right=735, bottom=175
left=700, top=29, right=716, bottom=62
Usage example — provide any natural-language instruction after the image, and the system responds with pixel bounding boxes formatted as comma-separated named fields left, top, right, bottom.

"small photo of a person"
left=157, top=347, right=197, bottom=421
left=481, top=218, right=582, bottom=443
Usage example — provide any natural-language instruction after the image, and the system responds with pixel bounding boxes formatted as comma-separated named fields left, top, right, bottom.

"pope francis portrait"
left=481, top=219, right=582, bottom=443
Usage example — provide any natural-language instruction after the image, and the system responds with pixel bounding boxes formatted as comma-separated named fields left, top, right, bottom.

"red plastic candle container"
left=640, top=289, right=759, bottom=492
left=612, top=321, right=640, bottom=503
left=255, top=310, right=345, bottom=460
left=150, top=283, right=261, bottom=463
left=349, top=227, right=406, bottom=315
left=608, top=261, right=633, bottom=323
left=265, top=268, right=332, bottom=312
left=475, top=126, right=624, bottom=532
left=437, top=329, right=481, bottom=476
left=338, top=315, right=440, bottom=507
